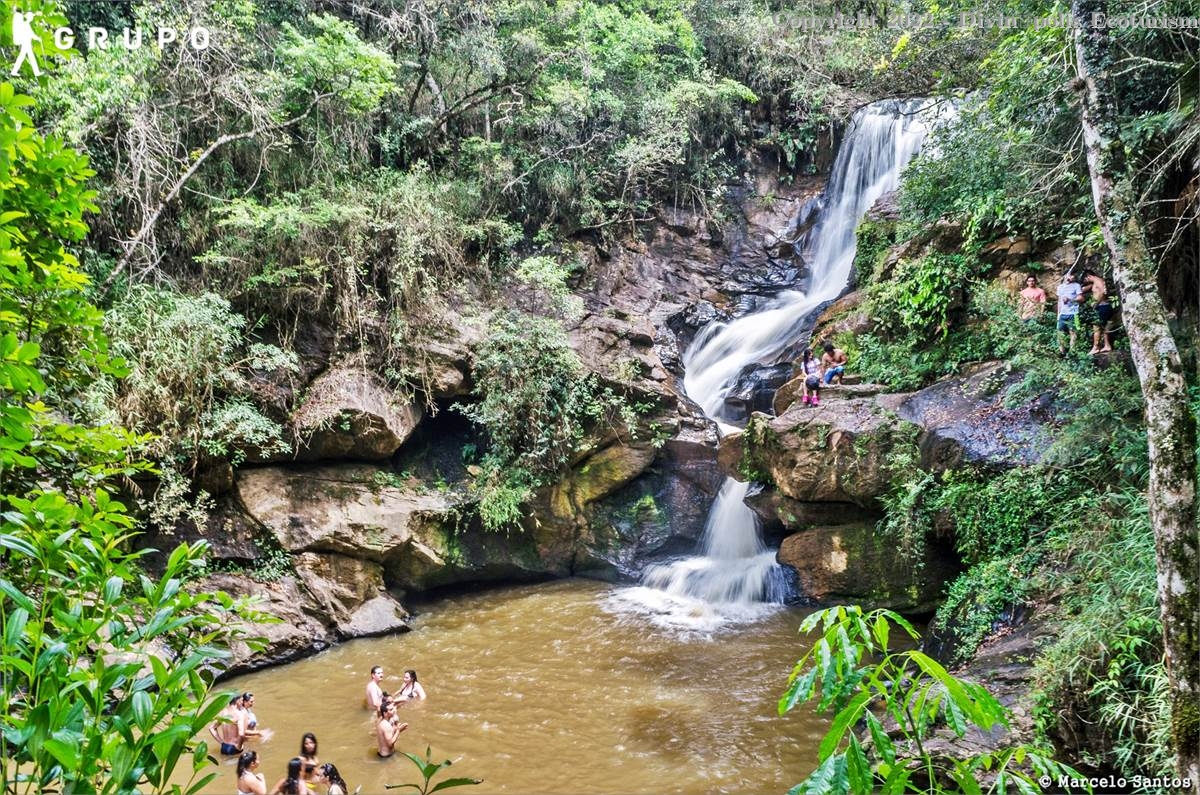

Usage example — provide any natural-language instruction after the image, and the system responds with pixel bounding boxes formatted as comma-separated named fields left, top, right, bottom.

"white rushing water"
left=610, top=100, right=936, bottom=630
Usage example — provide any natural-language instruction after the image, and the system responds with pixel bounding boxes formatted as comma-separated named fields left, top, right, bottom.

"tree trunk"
left=1072, top=1, right=1199, bottom=788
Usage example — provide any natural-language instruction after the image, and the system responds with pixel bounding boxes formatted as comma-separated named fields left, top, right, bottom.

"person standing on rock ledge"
left=799, top=349, right=822, bottom=407
left=1018, top=274, right=1046, bottom=323
left=1081, top=268, right=1114, bottom=354
left=1055, top=271, right=1085, bottom=356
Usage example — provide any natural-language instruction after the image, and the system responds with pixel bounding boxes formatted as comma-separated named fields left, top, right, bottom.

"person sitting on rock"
left=820, top=342, right=848, bottom=385
left=799, top=348, right=822, bottom=407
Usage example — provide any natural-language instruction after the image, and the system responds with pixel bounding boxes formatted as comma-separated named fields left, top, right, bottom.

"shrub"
left=780, top=606, right=1084, bottom=794
left=456, top=311, right=637, bottom=532
left=852, top=218, right=897, bottom=288
left=1032, top=491, right=1171, bottom=776
left=96, top=286, right=295, bottom=468
left=869, top=253, right=975, bottom=343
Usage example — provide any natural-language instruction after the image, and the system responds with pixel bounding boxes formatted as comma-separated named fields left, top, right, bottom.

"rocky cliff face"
left=718, top=360, right=1058, bottom=613
left=159, top=168, right=831, bottom=671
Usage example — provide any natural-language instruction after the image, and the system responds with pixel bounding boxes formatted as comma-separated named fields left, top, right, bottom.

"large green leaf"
left=818, top=690, right=872, bottom=761
left=844, top=735, right=872, bottom=795
left=792, top=752, right=849, bottom=795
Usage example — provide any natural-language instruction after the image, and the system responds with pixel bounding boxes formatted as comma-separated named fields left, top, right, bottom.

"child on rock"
left=799, top=348, right=821, bottom=407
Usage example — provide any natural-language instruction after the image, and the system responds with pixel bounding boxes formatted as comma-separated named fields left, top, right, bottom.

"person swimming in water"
left=397, top=669, right=427, bottom=701
left=298, top=732, right=319, bottom=783
left=376, top=700, right=408, bottom=758
left=236, top=751, right=266, bottom=795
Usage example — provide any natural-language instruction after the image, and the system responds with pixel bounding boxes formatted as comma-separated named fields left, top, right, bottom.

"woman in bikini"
left=298, top=733, right=320, bottom=783
left=236, top=751, right=267, bottom=795
left=398, top=669, right=427, bottom=701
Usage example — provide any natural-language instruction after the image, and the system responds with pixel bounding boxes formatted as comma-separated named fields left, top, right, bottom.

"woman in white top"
left=398, top=669, right=427, bottom=700
left=236, top=751, right=267, bottom=795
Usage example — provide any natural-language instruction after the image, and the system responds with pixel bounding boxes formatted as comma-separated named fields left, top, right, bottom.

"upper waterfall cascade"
left=610, top=100, right=937, bottom=630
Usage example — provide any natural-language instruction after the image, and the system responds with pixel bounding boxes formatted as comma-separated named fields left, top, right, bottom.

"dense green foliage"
left=780, top=606, right=1084, bottom=794
left=457, top=311, right=638, bottom=531
left=842, top=2, right=1196, bottom=781
left=0, top=76, right=257, bottom=793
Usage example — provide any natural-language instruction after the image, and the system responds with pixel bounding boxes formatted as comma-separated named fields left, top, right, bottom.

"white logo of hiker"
left=10, top=9, right=41, bottom=76
left=7, top=8, right=211, bottom=77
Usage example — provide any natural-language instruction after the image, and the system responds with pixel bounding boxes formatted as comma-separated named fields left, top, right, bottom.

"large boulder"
left=200, top=572, right=336, bottom=674
left=724, top=362, right=1055, bottom=509
left=773, top=378, right=883, bottom=415
left=745, top=490, right=881, bottom=532
left=777, top=522, right=960, bottom=614
left=237, top=465, right=454, bottom=561
left=571, top=409, right=726, bottom=577
left=235, top=464, right=605, bottom=594
left=291, top=366, right=422, bottom=461
left=724, top=362, right=794, bottom=420
left=292, top=552, right=408, bottom=638
left=896, top=362, right=1053, bottom=470
left=810, top=290, right=872, bottom=344
left=721, top=398, right=915, bottom=507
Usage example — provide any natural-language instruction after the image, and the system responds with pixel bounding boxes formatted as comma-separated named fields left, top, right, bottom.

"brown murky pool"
left=187, top=579, right=825, bottom=794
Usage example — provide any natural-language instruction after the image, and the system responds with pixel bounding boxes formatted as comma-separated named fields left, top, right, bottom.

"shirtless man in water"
left=1081, top=269, right=1113, bottom=353
left=366, top=665, right=385, bottom=711
left=208, top=694, right=246, bottom=756
left=376, top=700, right=408, bottom=758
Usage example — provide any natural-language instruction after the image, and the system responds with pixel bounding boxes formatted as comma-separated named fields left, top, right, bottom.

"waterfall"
left=609, top=100, right=936, bottom=630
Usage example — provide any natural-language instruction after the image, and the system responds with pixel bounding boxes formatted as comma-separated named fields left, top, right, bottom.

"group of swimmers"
left=233, top=736, right=348, bottom=795
left=208, top=666, right=428, bottom=793
left=367, top=666, right=427, bottom=758
left=1017, top=269, right=1115, bottom=355
left=796, top=342, right=849, bottom=407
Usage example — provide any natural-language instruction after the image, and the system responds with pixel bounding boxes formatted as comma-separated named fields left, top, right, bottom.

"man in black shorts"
left=1081, top=269, right=1113, bottom=354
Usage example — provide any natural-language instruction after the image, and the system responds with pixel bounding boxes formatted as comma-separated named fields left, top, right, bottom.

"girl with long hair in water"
left=398, top=669, right=427, bottom=700
left=298, top=732, right=320, bottom=782
left=236, top=751, right=266, bottom=795
left=268, top=758, right=303, bottom=795
left=317, top=762, right=349, bottom=795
